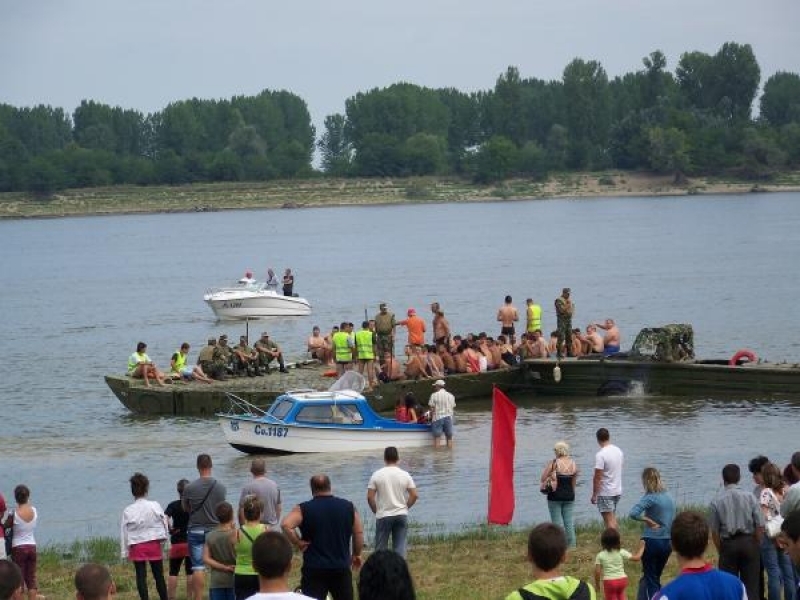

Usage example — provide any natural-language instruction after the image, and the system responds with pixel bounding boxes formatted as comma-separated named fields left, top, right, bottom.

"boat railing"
left=220, top=392, right=286, bottom=424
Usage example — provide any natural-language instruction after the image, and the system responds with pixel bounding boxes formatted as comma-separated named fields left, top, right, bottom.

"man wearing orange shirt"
left=398, top=308, right=426, bottom=349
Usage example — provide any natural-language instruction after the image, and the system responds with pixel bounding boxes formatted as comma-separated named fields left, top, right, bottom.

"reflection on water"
left=1, top=193, right=799, bottom=544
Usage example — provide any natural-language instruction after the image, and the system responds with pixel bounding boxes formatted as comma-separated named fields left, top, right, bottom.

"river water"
left=1, top=192, right=799, bottom=545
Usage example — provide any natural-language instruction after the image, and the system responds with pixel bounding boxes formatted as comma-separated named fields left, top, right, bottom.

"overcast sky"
left=2, top=0, right=799, bottom=134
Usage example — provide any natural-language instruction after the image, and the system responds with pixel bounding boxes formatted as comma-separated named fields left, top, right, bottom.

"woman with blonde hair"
left=628, top=467, right=676, bottom=600
left=759, top=462, right=796, bottom=600
left=540, top=440, right=578, bottom=547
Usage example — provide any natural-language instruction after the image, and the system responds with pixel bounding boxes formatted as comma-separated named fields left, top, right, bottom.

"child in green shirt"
left=202, top=501, right=236, bottom=600
left=593, top=528, right=643, bottom=600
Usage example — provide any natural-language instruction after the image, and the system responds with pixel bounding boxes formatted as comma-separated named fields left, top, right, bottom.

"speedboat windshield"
left=328, top=371, right=366, bottom=394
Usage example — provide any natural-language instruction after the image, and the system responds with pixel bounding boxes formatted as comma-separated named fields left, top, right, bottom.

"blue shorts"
left=181, top=366, right=194, bottom=378
left=603, top=345, right=620, bottom=355
left=431, top=416, right=453, bottom=439
left=187, top=529, right=207, bottom=571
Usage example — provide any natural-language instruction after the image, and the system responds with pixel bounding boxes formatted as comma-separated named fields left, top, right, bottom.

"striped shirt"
left=428, top=389, right=455, bottom=421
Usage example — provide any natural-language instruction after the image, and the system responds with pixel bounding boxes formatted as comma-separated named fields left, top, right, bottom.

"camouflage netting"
left=630, top=324, right=695, bottom=362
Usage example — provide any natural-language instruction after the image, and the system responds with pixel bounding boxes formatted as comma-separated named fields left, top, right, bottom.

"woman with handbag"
left=540, top=441, right=578, bottom=547
left=760, top=462, right=796, bottom=600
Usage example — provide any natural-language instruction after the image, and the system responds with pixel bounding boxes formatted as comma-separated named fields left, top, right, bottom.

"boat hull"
left=522, top=357, right=800, bottom=397
left=204, top=291, right=311, bottom=319
left=219, top=416, right=432, bottom=454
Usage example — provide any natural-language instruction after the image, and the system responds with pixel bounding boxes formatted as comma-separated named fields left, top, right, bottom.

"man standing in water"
left=429, top=379, right=456, bottom=449
left=554, top=288, right=574, bottom=359
left=591, top=428, right=623, bottom=529
left=497, top=295, right=519, bottom=346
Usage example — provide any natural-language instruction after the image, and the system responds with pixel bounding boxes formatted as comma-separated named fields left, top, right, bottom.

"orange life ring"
left=729, top=349, right=757, bottom=366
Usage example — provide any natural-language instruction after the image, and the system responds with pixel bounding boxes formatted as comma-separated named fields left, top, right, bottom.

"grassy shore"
left=35, top=517, right=707, bottom=599
left=2, top=171, right=800, bottom=220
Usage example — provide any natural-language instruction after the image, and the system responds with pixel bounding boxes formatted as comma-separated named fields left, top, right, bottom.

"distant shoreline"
left=1, top=171, right=799, bottom=220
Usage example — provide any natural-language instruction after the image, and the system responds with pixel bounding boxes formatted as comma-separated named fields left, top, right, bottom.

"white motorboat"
left=218, top=373, right=432, bottom=454
left=203, top=280, right=311, bottom=319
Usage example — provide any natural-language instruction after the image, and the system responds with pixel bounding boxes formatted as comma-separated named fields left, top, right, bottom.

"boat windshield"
left=328, top=371, right=366, bottom=393
left=270, top=399, right=294, bottom=420
left=295, top=403, right=365, bottom=425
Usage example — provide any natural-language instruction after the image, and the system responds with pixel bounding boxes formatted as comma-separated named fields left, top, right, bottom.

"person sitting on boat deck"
left=214, top=334, right=234, bottom=377
left=307, top=326, right=332, bottom=365
left=282, top=268, right=294, bottom=297
left=436, top=342, right=456, bottom=374
left=198, top=338, right=225, bottom=381
left=265, top=268, right=279, bottom=292
left=582, top=324, right=605, bottom=354
left=239, top=270, right=256, bottom=285
left=496, top=335, right=517, bottom=366
left=594, top=319, right=622, bottom=355
left=255, top=332, right=288, bottom=374
left=379, top=351, right=404, bottom=383
left=422, top=344, right=445, bottom=378
left=404, top=345, right=430, bottom=380
left=354, top=321, right=378, bottom=390
left=452, top=341, right=469, bottom=373
left=233, top=335, right=259, bottom=376
left=571, top=328, right=586, bottom=357
left=548, top=331, right=559, bottom=356
left=395, top=392, right=420, bottom=423
left=128, top=342, right=168, bottom=387
left=171, top=342, right=214, bottom=384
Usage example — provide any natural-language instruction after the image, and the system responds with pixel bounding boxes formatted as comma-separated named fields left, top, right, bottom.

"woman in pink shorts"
left=8, top=484, right=39, bottom=600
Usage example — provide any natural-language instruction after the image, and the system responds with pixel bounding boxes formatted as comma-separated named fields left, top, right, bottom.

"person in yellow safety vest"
left=355, top=321, right=377, bottom=389
left=170, top=342, right=214, bottom=383
left=332, top=321, right=354, bottom=376
left=526, top=298, right=542, bottom=334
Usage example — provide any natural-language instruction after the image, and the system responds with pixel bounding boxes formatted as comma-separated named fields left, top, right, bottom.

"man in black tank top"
left=281, top=474, right=364, bottom=600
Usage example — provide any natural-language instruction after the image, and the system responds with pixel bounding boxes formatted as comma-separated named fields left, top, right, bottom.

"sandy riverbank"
left=1, top=171, right=799, bottom=220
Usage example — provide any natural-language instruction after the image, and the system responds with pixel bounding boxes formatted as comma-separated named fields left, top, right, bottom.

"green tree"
left=562, top=58, right=611, bottom=168
left=318, top=113, right=352, bottom=175
left=402, top=133, right=447, bottom=175
left=760, top=72, right=800, bottom=127
left=471, top=135, right=518, bottom=183
left=647, top=126, right=690, bottom=181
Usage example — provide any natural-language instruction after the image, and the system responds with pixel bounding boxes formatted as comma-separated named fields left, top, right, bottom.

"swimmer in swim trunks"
left=594, top=318, right=621, bottom=355
left=496, top=295, right=519, bottom=345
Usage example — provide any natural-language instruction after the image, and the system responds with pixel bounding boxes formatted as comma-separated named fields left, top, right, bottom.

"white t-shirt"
left=367, top=465, right=416, bottom=518
left=246, top=593, right=315, bottom=600
left=594, top=443, right=624, bottom=496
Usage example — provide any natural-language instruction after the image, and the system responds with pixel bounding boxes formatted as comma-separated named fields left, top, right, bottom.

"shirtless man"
left=570, top=328, right=584, bottom=357
left=496, top=295, right=519, bottom=345
left=431, top=302, right=451, bottom=346
left=531, top=330, right=550, bottom=358
left=307, top=326, right=332, bottom=365
left=496, top=335, right=517, bottom=366
left=404, top=345, right=430, bottom=380
left=594, top=318, right=621, bottom=355
left=436, top=343, right=456, bottom=374
left=583, top=324, right=605, bottom=354
left=380, top=351, right=404, bottom=382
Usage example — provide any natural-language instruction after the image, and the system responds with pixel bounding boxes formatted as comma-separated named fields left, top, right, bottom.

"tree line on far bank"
left=2, top=41, right=800, bottom=195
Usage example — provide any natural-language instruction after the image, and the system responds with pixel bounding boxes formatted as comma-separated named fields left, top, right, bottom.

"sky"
left=2, top=0, right=799, bottom=136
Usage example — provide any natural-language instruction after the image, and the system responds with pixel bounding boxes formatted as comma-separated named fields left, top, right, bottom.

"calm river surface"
left=1, top=192, right=799, bottom=545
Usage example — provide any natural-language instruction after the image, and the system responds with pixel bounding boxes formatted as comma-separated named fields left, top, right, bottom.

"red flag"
left=488, top=386, right=517, bottom=525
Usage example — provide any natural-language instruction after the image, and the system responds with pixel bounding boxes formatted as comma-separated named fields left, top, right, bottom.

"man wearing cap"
left=197, top=337, right=225, bottom=380
left=554, top=288, right=575, bottom=359
left=428, top=379, right=456, bottom=448
left=374, top=303, right=396, bottom=364
left=214, top=334, right=233, bottom=376
left=399, top=308, right=426, bottom=349
left=233, top=334, right=258, bottom=376
left=255, top=332, right=288, bottom=374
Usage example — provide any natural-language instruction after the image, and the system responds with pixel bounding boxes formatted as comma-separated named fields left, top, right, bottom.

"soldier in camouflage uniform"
left=374, top=302, right=396, bottom=365
left=233, top=335, right=258, bottom=376
left=198, top=338, right=226, bottom=380
left=254, top=331, right=288, bottom=374
left=554, top=288, right=575, bottom=359
left=214, top=334, right=233, bottom=376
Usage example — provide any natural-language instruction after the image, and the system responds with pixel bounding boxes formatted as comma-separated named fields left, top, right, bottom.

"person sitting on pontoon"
left=170, top=342, right=214, bottom=384
left=128, top=342, right=168, bottom=387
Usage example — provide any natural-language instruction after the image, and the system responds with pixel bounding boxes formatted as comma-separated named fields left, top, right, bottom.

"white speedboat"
left=203, top=281, right=311, bottom=319
left=218, top=373, right=431, bottom=454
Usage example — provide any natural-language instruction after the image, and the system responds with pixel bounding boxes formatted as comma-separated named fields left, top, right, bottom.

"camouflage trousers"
left=556, top=318, right=572, bottom=358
